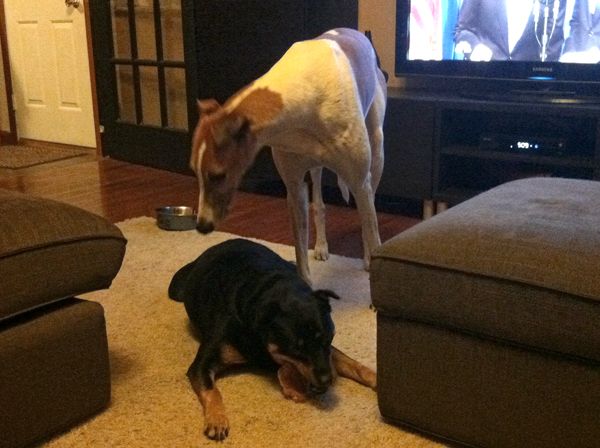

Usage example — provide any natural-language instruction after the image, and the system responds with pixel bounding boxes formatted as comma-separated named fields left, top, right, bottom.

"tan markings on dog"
left=268, top=343, right=321, bottom=386
left=199, top=388, right=229, bottom=440
left=197, top=108, right=254, bottom=174
left=233, top=87, right=283, bottom=132
left=331, top=346, right=376, bottom=389
left=220, top=344, right=247, bottom=365
left=277, top=363, right=309, bottom=402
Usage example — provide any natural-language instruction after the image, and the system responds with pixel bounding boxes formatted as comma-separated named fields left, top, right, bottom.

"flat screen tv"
left=395, top=0, right=600, bottom=102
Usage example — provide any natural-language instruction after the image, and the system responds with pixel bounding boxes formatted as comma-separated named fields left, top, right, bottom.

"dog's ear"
left=213, top=113, right=251, bottom=148
left=168, top=261, right=197, bottom=302
left=197, top=99, right=221, bottom=116
left=313, top=289, right=340, bottom=313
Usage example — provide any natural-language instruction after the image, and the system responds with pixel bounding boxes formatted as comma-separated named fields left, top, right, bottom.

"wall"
left=358, top=0, right=403, bottom=88
left=0, top=38, right=9, bottom=132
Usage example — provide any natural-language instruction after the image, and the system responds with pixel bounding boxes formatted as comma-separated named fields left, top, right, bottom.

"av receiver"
left=479, top=133, right=567, bottom=156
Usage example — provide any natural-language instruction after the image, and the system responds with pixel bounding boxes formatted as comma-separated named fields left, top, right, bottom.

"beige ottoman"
left=371, top=178, right=600, bottom=448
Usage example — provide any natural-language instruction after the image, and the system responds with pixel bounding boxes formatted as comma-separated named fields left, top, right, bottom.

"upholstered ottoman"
left=0, top=189, right=127, bottom=448
left=371, top=178, right=600, bottom=448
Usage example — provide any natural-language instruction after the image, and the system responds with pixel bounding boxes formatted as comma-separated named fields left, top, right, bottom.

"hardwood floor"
left=0, top=155, right=421, bottom=259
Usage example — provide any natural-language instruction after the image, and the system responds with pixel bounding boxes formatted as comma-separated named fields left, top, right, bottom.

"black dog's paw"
left=204, top=414, right=230, bottom=441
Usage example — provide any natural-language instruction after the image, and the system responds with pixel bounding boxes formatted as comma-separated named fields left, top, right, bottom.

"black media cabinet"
left=383, top=88, right=600, bottom=217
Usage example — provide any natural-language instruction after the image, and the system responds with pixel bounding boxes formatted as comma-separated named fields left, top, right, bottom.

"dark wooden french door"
left=90, top=0, right=197, bottom=172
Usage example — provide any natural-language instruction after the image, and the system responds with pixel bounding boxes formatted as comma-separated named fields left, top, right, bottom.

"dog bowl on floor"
left=156, top=206, right=197, bottom=231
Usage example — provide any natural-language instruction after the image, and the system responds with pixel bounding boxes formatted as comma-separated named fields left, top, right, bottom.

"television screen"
left=396, top=0, right=600, bottom=88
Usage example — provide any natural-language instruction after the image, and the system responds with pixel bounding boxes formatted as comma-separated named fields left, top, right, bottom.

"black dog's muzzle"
left=310, top=371, right=333, bottom=395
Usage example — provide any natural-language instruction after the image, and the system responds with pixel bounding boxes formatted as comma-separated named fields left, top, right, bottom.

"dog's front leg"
left=286, top=179, right=310, bottom=283
left=273, top=151, right=312, bottom=283
left=187, top=344, right=230, bottom=441
left=331, top=345, right=376, bottom=390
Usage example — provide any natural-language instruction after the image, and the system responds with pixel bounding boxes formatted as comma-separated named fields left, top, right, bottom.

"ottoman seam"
left=0, top=235, right=126, bottom=260
left=372, top=256, right=600, bottom=305
left=378, top=313, right=600, bottom=366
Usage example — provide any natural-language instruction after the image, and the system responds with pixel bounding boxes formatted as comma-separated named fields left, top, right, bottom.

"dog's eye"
left=207, top=172, right=226, bottom=184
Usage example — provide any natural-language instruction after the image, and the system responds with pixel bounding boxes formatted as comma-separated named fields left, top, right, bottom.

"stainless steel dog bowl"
left=156, top=206, right=197, bottom=231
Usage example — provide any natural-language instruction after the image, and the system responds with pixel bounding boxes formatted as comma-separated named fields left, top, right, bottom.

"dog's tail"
left=337, top=177, right=350, bottom=204
left=365, top=30, right=389, bottom=82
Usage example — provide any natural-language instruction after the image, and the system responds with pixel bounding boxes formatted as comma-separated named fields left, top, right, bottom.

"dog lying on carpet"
left=168, top=238, right=376, bottom=441
left=189, top=27, right=387, bottom=283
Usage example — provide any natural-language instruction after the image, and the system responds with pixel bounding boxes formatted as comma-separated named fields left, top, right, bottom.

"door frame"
left=0, top=0, right=17, bottom=144
left=0, top=0, right=101, bottom=151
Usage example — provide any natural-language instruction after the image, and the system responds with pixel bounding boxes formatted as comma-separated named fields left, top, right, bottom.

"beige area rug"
left=45, top=217, right=445, bottom=448
left=0, top=145, right=90, bottom=169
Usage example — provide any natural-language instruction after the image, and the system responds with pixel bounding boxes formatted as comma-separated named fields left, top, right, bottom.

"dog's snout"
left=310, top=382, right=329, bottom=395
left=196, top=218, right=215, bottom=234
left=310, top=372, right=333, bottom=395
left=318, top=372, right=333, bottom=386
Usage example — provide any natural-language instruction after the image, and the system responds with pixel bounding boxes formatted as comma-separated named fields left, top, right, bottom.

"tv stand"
left=459, top=88, right=600, bottom=105
left=381, top=88, right=600, bottom=216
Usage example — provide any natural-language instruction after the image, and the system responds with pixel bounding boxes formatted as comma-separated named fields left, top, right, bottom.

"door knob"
left=65, top=0, right=80, bottom=8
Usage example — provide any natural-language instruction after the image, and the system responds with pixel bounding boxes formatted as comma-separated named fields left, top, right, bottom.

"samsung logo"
left=532, top=66, right=554, bottom=73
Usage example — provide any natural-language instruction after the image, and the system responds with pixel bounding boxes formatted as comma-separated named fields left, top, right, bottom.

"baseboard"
left=0, top=131, right=17, bottom=145
left=18, top=138, right=96, bottom=153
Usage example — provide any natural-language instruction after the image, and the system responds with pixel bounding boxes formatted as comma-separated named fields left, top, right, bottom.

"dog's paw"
left=363, top=257, right=371, bottom=271
left=313, top=244, right=329, bottom=261
left=283, top=388, right=309, bottom=403
left=204, top=413, right=230, bottom=441
left=360, top=366, right=377, bottom=390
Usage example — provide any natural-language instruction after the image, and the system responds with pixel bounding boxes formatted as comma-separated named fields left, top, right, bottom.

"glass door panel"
left=94, top=0, right=194, bottom=171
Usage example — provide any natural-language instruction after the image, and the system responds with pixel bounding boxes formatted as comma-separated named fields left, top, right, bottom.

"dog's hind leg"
left=350, top=70, right=386, bottom=272
left=331, top=345, right=376, bottom=390
left=365, top=76, right=386, bottom=193
left=348, top=174, right=381, bottom=271
left=309, top=167, right=329, bottom=261
left=330, top=116, right=381, bottom=272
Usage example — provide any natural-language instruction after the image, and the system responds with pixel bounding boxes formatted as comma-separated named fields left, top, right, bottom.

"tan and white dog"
left=190, top=28, right=387, bottom=282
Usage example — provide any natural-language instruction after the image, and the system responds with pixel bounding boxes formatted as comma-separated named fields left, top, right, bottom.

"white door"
left=4, top=0, right=96, bottom=147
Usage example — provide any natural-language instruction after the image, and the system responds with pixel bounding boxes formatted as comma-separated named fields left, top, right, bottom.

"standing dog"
left=169, top=238, right=377, bottom=441
left=190, top=28, right=387, bottom=283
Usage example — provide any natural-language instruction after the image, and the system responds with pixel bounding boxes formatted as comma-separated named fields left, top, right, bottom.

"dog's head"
left=190, top=99, right=257, bottom=234
left=262, top=289, right=339, bottom=396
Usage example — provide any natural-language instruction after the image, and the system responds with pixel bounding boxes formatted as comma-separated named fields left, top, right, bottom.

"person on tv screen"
left=454, top=0, right=567, bottom=62
left=408, top=0, right=461, bottom=61
left=561, top=0, right=600, bottom=62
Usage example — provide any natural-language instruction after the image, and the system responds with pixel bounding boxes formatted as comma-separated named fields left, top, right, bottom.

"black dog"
left=169, top=238, right=376, bottom=441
